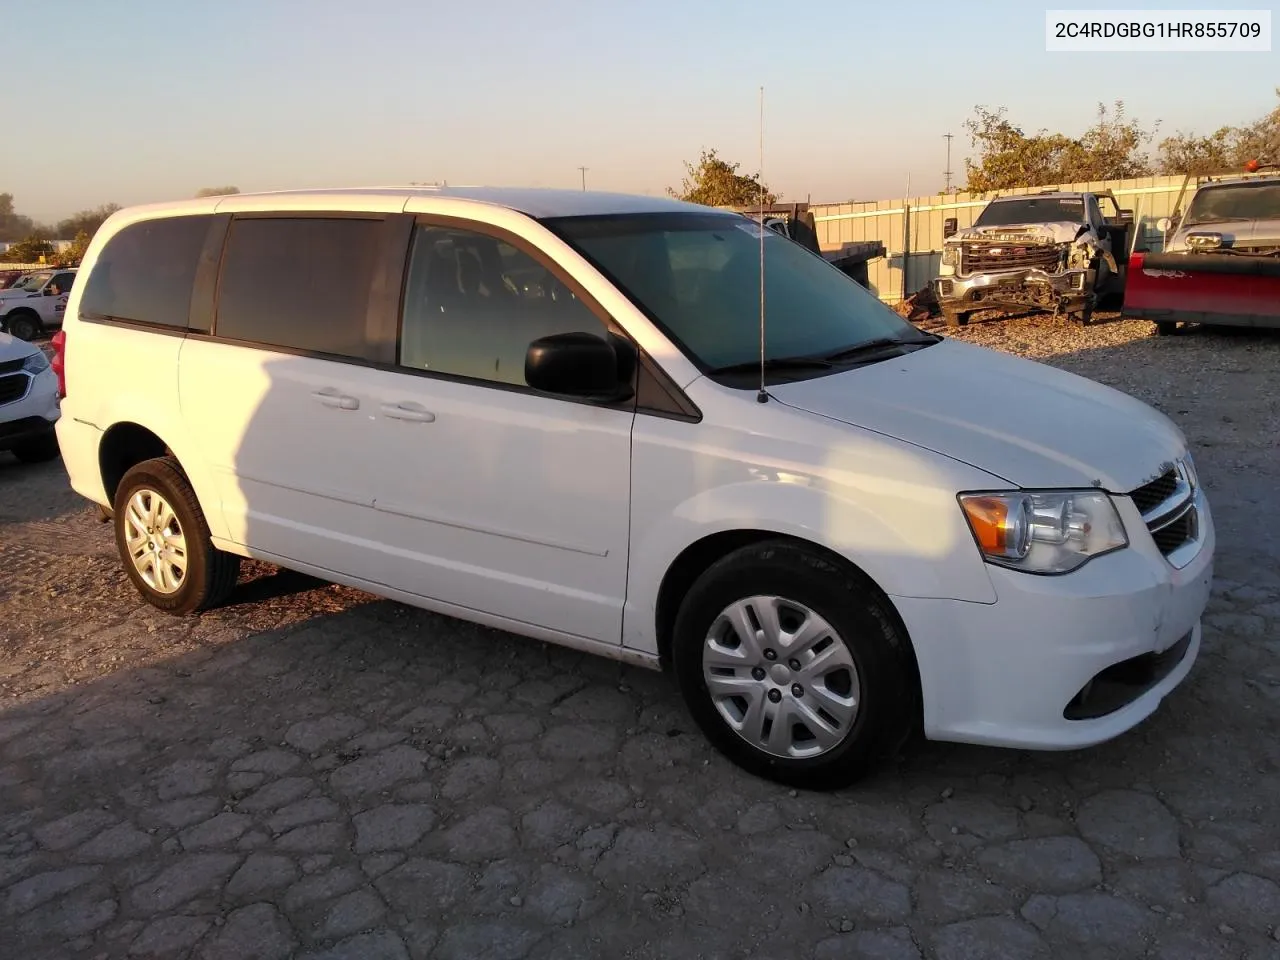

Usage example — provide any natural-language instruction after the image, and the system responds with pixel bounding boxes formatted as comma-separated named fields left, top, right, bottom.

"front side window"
left=215, top=216, right=382, bottom=360
left=80, top=216, right=212, bottom=328
left=398, top=224, right=608, bottom=386
left=50, top=272, right=75, bottom=294
left=544, top=212, right=922, bottom=375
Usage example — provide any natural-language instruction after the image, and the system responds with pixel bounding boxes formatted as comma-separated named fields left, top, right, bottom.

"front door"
left=363, top=219, right=635, bottom=644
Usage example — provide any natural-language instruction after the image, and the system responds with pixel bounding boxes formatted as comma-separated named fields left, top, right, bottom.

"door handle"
left=311, top=389, right=360, bottom=410
left=380, top=402, right=436, bottom=423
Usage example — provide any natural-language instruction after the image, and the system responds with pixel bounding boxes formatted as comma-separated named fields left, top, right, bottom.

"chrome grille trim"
left=1129, top=459, right=1202, bottom=568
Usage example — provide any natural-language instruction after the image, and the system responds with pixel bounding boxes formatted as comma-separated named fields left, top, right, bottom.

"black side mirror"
left=526, top=331, right=634, bottom=402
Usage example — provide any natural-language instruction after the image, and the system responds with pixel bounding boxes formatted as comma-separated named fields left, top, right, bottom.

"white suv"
left=0, top=332, right=61, bottom=462
left=55, top=187, right=1214, bottom=789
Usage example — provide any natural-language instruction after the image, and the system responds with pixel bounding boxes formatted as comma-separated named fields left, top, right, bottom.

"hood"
left=948, top=221, right=1086, bottom=245
left=1167, top=219, right=1280, bottom=252
left=0, top=289, right=38, bottom=302
left=0, top=331, right=40, bottom=364
left=768, top=338, right=1185, bottom=492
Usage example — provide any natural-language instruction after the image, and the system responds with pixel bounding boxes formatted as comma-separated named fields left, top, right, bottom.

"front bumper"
left=0, top=367, right=60, bottom=451
left=934, top=267, right=1091, bottom=310
left=893, top=490, right=1215, bottom=750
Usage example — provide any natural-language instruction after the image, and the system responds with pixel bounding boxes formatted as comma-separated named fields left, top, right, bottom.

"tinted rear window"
left=79, top=215, right=212, bottom=328
left=214, top=217, right=381, bottom=360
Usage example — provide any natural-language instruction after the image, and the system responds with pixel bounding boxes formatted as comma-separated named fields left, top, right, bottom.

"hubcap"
left=701, top=595, right=861, bottom=759
left=123, top=488, right=188, bottom=595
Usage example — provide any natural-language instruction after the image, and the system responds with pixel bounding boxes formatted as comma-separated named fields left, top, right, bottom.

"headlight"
left=941, top=245, right=958, bottom=266
left=21, top=351, right=50, bottom=375
left=959, top=490, right=1128, bottom=575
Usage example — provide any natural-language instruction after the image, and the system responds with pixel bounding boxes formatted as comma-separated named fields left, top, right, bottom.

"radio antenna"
left=756, top=84, right=768, bottom=404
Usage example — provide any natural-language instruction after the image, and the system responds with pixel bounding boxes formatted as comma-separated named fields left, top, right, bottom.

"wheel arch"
left=653, top=528, right=923, bottom=729
left=98, top=421, right=175, bottom=508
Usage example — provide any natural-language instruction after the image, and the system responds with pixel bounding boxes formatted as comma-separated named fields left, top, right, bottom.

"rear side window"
left=214, top=216, right=381, bottom=360
left=80, top=215, right=212, bottom=328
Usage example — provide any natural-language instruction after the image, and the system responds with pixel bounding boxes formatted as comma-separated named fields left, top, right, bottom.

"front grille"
left=1130, top=468, right=1178, bottom=514
left=961, top=242, right=1062, bottom=274
left=0, top=358, right=23, bottom=374
left=0, top=373, right=30, bottom=405
left=1152, top=505, right=1198, bottom=555
left=1127, top=461, right=1198, bottom=564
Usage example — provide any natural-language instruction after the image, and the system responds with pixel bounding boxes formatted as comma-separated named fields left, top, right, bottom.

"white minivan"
left=54, top=187, right=1214, bottom=789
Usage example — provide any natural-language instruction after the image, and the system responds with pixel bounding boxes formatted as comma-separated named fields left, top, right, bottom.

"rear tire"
left=10, top=432, right=59, bottom=463
left=113, top=457, right=240, bottom=615
left=5, top=310, right=40, bottom=341
left=671, top=539, right=915, bottom=790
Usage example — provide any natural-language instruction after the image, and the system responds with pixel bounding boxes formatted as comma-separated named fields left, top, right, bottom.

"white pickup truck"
left=0, top=268, right=77, bottom=341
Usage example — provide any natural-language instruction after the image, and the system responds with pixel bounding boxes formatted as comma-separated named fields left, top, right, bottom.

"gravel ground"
left=2, top=314, right=1279, bottom=960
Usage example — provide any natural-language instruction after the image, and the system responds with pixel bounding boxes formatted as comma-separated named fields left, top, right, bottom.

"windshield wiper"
left=710, top=356, right=834, bottom=375
left=815, top=333, right=940, bottom=364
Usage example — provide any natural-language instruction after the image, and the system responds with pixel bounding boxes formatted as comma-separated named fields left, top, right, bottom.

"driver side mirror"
left=525, top=331, right=635, bottom=403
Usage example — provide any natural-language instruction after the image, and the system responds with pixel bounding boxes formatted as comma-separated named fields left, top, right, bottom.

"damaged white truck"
left=932, top=191, right=1132, bottom=327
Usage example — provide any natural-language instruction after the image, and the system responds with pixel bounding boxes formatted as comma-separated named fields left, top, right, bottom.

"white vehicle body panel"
left=55, top=185, right=1215, bottom=751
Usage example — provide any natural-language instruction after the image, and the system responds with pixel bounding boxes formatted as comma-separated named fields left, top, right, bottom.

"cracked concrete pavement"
left=2, top=317, right=1279, bottom=959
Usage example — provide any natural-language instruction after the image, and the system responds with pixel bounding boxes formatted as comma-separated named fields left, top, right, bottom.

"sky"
left=9, top=0, right=1278, bottom=224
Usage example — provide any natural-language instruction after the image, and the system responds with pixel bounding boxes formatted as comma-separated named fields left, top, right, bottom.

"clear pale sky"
left=11, top=0, right=1277, bottom=223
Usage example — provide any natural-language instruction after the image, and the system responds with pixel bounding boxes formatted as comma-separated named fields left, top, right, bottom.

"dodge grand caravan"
left=54, top=187, right=1214, bottom=789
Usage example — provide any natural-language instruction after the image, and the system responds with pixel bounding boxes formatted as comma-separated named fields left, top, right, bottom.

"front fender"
left=621, top=477, right=997, bottom=656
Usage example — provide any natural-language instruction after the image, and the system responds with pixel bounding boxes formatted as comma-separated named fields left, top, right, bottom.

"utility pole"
left=577, top=166, right=588, bottom=191
left=943, top=133, right=954, bottom=193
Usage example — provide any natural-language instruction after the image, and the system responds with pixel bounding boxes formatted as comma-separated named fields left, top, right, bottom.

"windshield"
left=10, top=272, right=52, bottom=292
left=1183, top=181, right=1280, bottom=225
left=542, top=212, right=919, bottom=375
left=974, top=197, right=1086, bottom=227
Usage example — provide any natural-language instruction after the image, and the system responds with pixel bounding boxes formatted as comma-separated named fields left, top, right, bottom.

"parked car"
left=0, top=331, right=61, bottom=463
left=1123, top=170, right=1280, bottom=334
left=0, top=267, right=77, bottom=340
left=933, top=191, right=1132, bottom=326
left=55, top=188, right=1213, bottom=789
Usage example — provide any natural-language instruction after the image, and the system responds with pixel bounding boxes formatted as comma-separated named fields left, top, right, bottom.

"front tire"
left=113, top=457, right=240, bottom=615
left=5, top=311, right=41, bottom=341
left=671, top=540, right=915, bottom=790
left=10, top=432, right=59, bottom=463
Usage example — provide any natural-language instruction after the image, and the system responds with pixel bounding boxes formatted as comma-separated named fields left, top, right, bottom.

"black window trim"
left=78, top=212, right=223, bottom=333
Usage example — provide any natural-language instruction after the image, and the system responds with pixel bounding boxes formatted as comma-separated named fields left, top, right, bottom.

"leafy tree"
left=1157, top=90, right=1280, bottom=175
left=55, top=203, right=121, bottom=240
left=52, top=230, right=94, bottom=266
left=0, top=193, right=36, bottom=244
left=963, top=102, right=1157, bottom=191
left=194, top=185, right=240, bottom=198
left=2, top=235, right=55, bottom=263
left=668, top=149, right=778, bottom=207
